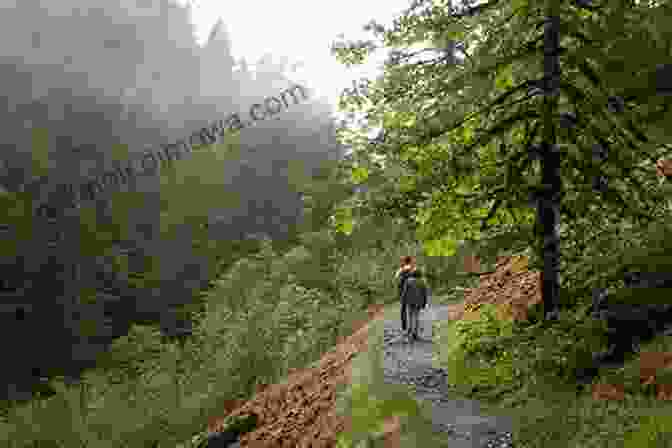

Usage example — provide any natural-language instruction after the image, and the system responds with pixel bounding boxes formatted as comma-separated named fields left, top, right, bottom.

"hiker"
left=395, top=256, right=415, bottom=332
left=656, top=158, right=672, bottom=179
left=401, top=268, right=429, bottom=341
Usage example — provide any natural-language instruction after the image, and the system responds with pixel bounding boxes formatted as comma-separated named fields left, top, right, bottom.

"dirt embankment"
left=461, top=255, right=542, bottom=321
left=204, top=256, right=541, bottom=447
left=205, top=303, right=390, bottom=447
left=205, top=255, right=672, bottom=445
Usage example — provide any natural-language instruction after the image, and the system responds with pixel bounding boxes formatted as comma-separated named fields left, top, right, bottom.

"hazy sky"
left=178, top=0, right=412, bottom=113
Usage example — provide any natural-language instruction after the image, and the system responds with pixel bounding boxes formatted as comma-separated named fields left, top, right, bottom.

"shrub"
left=335, top=319, right=425, bottom=448
left=0, top=216, right=426, bottom=448
left=435, top=302, right=610, bottom=399
left=520, top=306, right=609, bottom=384
left=434, top=304, right=518, bottom=392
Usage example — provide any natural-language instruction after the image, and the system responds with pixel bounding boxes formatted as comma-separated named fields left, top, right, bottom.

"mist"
left=0, top=0, right=344, bottom=400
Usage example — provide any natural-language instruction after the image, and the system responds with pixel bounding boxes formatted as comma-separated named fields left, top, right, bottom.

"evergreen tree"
left=331, top=0, right=672, bottom=318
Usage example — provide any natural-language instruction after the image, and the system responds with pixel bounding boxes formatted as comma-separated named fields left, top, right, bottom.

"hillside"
left=194, top=255, right=672, bottom=448
left=194, top=257, right=536, bottom=448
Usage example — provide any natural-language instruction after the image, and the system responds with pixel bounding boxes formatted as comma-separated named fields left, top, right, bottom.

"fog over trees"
left=0, top=0, right=344, bottom=400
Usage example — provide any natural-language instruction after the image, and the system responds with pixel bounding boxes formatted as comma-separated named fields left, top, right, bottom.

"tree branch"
left=419, top=80, right=539, bottom=144
left=448, top=0, right=503, bottom=19
left=481, top=198, right=504, bottom=231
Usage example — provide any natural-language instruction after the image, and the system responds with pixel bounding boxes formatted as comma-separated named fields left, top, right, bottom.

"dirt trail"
left=378, top=304, right=514, bottom=448
left=197, top=254, right=672, bottom=446
left=203, top=299, right=515, bottom=448
left=205, top=302, right=395, bottom=447
left=203, top=257, right=542, bottom=447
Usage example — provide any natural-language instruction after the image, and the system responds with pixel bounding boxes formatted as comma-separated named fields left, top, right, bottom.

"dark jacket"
left=398, top=268, right=413, bottom=297
left=401, top=271, right=428, bottom=309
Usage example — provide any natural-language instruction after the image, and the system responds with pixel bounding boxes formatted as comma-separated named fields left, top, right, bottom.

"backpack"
left=401, top=275, right=428, bottom=309
left=398, top=268, right=413, bottom=294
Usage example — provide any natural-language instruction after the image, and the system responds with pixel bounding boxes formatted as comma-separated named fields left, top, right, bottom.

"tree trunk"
left=539, top=1, right=562, bottom=320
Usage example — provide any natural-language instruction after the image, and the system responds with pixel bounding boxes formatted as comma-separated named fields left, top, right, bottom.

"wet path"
left=379, top=304, right=515, bottom=448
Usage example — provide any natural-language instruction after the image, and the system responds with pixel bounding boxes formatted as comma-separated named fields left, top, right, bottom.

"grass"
left=426, top=306, right=672, bottom=448
left=335, top=297, right=508, bottom=448
left=507, top=392, right=672, bottom=447
left=0, top=286, right=385, bottom=446
left=334, top=301, right=453, bottom=448
left=505, top=335, right=672, bottom=447
left=0, top=231, right=511, bottom=448
left=0, top=297, right=395, bottom=448
left=0, top=229, right=460, bottom=448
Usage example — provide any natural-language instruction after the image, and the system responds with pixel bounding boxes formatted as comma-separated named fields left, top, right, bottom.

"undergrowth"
left=334, top=310, right=451, bottom=448
left=0, top=225, right=460, bottom=447
left=432, top=298, right=672, bottom=447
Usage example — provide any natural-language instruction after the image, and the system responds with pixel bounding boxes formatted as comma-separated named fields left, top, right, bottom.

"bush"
left=521, top=306, right=609, bottom=384
left=335, top=317, right=426, bottom=448
left=434, top=302, right=610, bottom=399
left=434, top=304, right=518, bottom=393
left=0, top=214, right=429, bottom=447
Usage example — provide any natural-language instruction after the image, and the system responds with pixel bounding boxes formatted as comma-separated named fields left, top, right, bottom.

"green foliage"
left=5, top=2, right=671, bottom=446
left=0, top=190, right=37, bottom=258
left=336, top=381, right=424, bottom=448
left=95, top=324, right=166, bottom=383
left=326, top=2, right=672, bottom=445
left=508, top=393, right=672, bottom=448
left=331, top=3, right=672, bottom=441
left=434, top=304, right=518, bottom=392
left=0, top=204, right=418, bottom=447
left=560, top=213, right=672, bottom=308
left=434, top=301, right=610, bottom=401
left=519, top=307, right=608, bottom=384
left=622, top=413, right=672, bottom=448
left=335, top=316, right=430, bottom=448
left=331, top=0, right=672, bottom=307
left=454, top=304, right=516, bottom=357
left=507, top=332, right=672, bottom=448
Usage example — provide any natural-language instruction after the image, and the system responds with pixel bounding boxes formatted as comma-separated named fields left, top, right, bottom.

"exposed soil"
left=205, top=302, right=404, bottom=447
left=203, top=256, right=538, bottom=448
left=202, top=255, right=672, bottom=446
left=203, top=298, right=492, bottom=448
left=461, top=255, right=542, bottom=322
left=379, top=306, right=515, bottom=448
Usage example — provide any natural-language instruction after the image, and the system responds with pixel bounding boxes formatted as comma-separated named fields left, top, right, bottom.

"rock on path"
left=380, top=304, right=515, bottom=448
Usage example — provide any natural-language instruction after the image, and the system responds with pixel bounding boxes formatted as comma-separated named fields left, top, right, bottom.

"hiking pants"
left=408, top=306, right=421, bottom=337
left=400, top=298, right=408, bottom=331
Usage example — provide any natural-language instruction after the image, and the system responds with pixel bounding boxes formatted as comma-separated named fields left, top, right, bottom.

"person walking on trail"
left=401, top=268, right=429, bottom=341
left=395, top=256, right=415, bottom=333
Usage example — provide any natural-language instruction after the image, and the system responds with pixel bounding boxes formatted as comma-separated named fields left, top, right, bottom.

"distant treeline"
left=30, top=83, right=309, bottom=217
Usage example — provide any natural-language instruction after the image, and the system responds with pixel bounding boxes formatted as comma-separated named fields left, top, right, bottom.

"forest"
left=0, top=0, right=671, bottom=447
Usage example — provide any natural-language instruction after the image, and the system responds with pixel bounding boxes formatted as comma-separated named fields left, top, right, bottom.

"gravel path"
left=379, top=304, right=515, bottom=448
